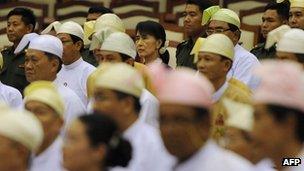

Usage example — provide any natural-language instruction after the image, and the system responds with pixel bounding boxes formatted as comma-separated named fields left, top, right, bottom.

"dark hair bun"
left=105, top=137, right=132, bottom=167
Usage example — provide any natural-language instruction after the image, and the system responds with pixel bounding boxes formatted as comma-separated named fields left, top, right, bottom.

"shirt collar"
left=31, top=137, right=62, bottom=163
left=123, top=119, right=142, bottom=140
left=212, top=80, right=228, bottom=102
left=63, top=57, right=83, bottom=70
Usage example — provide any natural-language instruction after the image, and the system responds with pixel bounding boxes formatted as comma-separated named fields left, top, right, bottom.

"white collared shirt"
left=174, top=140, right=254, bottom=171
left=227, top=44, right=260, bottom=90
left=255, top=158, right=276, bottom=171
left=0, top=81, right=23, bottom=109
left=110, top=119, right=176, bottom=171
left=53, top=78, right=86, bottom=131
left=56, top=58, right=95, bottom=106
left=30, top=137, right=63, bottom=171
left=212, top=80, right=229, bottom=103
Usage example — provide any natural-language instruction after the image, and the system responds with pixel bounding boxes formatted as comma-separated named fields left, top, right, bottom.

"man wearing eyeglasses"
left=204, top=8, right=260, bottom=90
left=56, top=21, right=96, bottom=106
left=175, top=0, right=211, bottom=69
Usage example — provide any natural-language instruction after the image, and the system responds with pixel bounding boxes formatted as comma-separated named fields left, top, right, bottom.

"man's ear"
left=223, top=58, right=232, bottom=73
left=26, top=24, right=34, bottom=33
left=51, top=58, right=60, bottom=73
left=75, top=41, right=83, bottom=51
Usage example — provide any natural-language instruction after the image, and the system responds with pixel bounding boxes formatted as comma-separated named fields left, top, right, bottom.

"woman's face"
left=63, top=119, right=106, bottom=171
left=135, top=31, right=162, bottom=62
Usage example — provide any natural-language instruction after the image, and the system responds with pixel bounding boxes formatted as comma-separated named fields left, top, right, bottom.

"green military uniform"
left=0, top=46, right=29, bottom=94
left=81, top=48, right=98, bottom=67
left=250, top=42, right=276, bottom=60
left=176, top=39, right=197, bottom=69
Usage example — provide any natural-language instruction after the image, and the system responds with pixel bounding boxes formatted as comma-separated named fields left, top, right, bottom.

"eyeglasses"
left=206, top=28, right=231, bottom=35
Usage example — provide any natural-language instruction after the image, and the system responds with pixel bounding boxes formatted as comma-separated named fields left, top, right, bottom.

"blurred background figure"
left=63, top=113, right=131, bottom=171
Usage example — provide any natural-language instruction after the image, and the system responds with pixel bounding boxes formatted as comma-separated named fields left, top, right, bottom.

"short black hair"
left=7, top=7, right=36, bottom=32
left=44, top=52, right=62, bottom=73
left=88, top=6, right=113, bottom=14
left=228, top=23, right=240, bottom=32
left=266, top=104, right=304, bottom=142
left=186, top=0, right=211, bottom=12
left=119, top=53, right=133, bottom=62
left=79, top=113, right=132, bottom=168
left=114, top=90, right=141, bottom=114
left=135, top=20, right=170, bottom=64
left=70, top=34, right=84, bottom=52
left=220, top=55, right=233, bottom=71
left=295, top=53, right=304, bottom=64
left=264, top=1, right=290, bottom=21
left=228, top=23, right=241, bottom=40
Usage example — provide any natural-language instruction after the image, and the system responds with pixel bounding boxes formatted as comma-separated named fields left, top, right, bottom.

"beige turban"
left=24, top=81, right=65, bottom=117
left=277, top=28, right=304, bottom=54
left=41, top=21, right=62, bottom=35
left=0, top=103, right=44, bottom=152
left=210, top=8, right=240, bottom=28
left=198, top=34, right=234, bottom=62
left=95, top=63, right=144, bottom=98
left=100, top=32, right=137, bottom=59
left=57, top=21, right=84, bottom=40
left=290, top=0, right=304, bottom=8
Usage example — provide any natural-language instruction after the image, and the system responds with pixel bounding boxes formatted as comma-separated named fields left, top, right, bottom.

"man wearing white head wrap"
left=252, top=60, right=304, bottom=171
left=204, top=7, right=260, bottom=90
left=92, top=63, right=175, bottom=171
left=24, top=34, right=86, bottom=132
left=40, top=21, right=61, bottom=36
left=195, top=34, right=252, bottom=140
left=0, top=53, right=23, bottom=109
left=87, top=32, right=159, bottom=128
left=289, top=0, right=304, bottom=29
left=89, top=14, right=125, bottom=64
left=276, top=28, right=304, bottom=66
left=24, top=81, right=65, bottom=171
left=81, top=7, right=114, bottom=66
left=147, top=63, right=254, bottom=171
left=0, top=103, right=43, bottom=171
left=56, top=21, right=96, bottom=106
